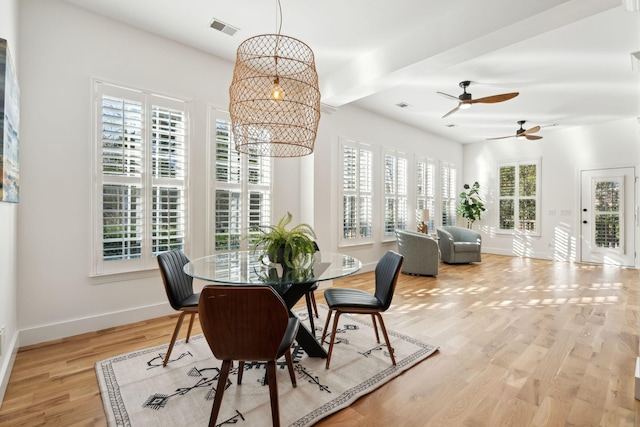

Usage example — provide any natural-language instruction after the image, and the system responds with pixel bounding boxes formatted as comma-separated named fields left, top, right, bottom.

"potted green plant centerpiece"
left=251, top=212, right=317, bottom=269
left=456, top=181, right=486, bottom=229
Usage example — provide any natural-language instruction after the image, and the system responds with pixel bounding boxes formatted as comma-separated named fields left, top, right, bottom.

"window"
left=498, top=159, right=540, bottom=234
left=593, top=177, right=621, bottom=249
left=383, top=149, right=408, bottom=240
left=93, top=81, right=190, bottom=275
left=210, top=115, right=271, bottom=252
left=340, top=139, right=373, bottom=245
left=416, top=156, right=436, bottom=231
left=441, top=162, right=457, bottom=226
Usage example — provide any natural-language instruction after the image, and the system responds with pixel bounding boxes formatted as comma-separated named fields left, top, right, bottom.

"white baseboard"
left=481, top=247, right=553, bottom=261
left=18, top=303, right=173, bottom=347
left=0, top=331, right=19, bottom=409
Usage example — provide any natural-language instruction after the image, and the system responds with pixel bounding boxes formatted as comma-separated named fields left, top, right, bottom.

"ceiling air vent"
left=210, top=19, right=239, bottom=36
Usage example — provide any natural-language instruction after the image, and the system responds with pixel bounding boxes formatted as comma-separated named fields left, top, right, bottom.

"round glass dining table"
left=184, top=250, right=362, bottom=358
left=184, top=250, right=361, bottom=285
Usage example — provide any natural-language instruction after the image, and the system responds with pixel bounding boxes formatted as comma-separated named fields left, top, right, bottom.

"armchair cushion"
left=436, top=226, right=482, bottom=264
left=394, top=229, right=439, bottom=276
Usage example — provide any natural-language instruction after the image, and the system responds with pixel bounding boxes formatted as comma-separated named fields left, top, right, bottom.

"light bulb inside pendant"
left=270, top=77, right=284, bottom=102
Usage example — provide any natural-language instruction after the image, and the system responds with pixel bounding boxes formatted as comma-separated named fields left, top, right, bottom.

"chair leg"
left=266, top=360, right=281, bottom=427
left=310, top=291, right=319, bottom=318
left=304, top=293, right=316, bottom=337
left=209, top=359, right=232, bottom=427
left=371, top=314, right=380, bottom=343
left=375, top=313, right=396, bottom=366
left=321, top=309, right=334, bottom=343
left=284, top=349, right=297, bottom=387
left=325, top=311, right=342, bottom=369
left=237, top=361, right=245, bottom=384
left=163, top=311, right=187, bottom=367
left=185, top=312, right=196, bottom=343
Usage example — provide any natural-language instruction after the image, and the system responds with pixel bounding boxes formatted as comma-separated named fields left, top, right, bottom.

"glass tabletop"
left=184, top=250, right=362, bottom=285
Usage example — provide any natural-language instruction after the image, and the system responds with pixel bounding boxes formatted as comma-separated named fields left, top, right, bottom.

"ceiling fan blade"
left=470, top=92, right=519, bottom=104
left=442, top=104, right=461, bottom=118
left=522, top=125, right=541, bottom=135
left=486, top=135, right=515, bottom=140
left=525, top=135, right=543, bottom=140
left=437, top=91, right=459, bottom=101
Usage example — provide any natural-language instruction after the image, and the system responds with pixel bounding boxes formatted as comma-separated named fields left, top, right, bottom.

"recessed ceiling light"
left=395, top=102, right=410, bottom=108
left=210, top=18, right=239, bottom=36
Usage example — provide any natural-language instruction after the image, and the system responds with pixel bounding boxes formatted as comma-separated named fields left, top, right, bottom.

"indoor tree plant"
left=456, top=181, right=486, bottom=228
left=251, top=212, right=317, bottom=269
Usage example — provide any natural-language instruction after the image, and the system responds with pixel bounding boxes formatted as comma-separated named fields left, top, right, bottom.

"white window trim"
left=91, top=79, right=191, bottom=276
left=497, top=158, right=541, bottom=236
left=339, top=138, right=374, bottom=247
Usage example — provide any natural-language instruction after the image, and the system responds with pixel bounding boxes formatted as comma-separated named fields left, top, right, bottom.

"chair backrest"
left=441, top=226, right=481, bottom=243
left=157, top=250, right=194, bottom=311
left=374, top=251, right=404, bottom=311
left=198, top=285, right=291, bottom=361
left=395, top=229, right=437, bottom=248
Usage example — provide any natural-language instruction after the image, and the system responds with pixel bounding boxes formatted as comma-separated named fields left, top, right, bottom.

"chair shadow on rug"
left=198, top=285, right=300, bottom=427
left=321, top=250, right=404, bottom=369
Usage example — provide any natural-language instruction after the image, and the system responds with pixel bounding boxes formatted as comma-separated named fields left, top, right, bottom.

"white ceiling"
left=61, top=0, right=640, bottom=143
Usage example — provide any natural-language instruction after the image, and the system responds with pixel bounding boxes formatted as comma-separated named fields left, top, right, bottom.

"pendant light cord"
left=274, top=0, right=282, bottom=76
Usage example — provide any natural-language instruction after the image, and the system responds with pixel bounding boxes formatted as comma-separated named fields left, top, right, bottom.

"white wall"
left=0, top=0, right=19, bottom=407
left=463, top=118, right=640, bottom=264
left=16, top=0, right=235, bottom=344
left=15, top=0, right=463, bottom=348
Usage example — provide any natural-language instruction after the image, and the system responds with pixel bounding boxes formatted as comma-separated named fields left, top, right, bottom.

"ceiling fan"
left=437, top=81, right=519, bottom=118
left=486, top=120, right=543, bottom=141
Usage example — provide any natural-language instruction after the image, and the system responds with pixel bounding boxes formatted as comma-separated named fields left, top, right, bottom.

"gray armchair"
left=436, top=226, right=482, bottom=264
left=395, top=229, right=439, bottom=276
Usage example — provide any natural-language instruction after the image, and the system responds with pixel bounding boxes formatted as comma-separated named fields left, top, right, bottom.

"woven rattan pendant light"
left=229, top=0, right=321, bottom=157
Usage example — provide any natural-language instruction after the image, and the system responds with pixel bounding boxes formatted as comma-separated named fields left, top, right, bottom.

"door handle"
left=583, top=220, right=588, bottom=224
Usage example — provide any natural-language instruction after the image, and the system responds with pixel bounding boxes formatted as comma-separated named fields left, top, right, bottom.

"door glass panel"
left=592, top=178, right=622, bottom=250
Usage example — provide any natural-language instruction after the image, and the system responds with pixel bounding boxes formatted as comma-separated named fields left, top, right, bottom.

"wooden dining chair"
left=321, top=250, right=404, bottom=369
left=156, top=250, right=200, bottom=367
left=198, top=285, right=299, bottom=427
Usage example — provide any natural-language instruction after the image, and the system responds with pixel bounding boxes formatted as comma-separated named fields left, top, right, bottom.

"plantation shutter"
left=100, top=89, right=145, bottom=263
left=341, top=140, right=373, bottom=244
left=151, top=103, right=187, bottom=254
left=94, top=81, right=190, bottom=275
left=212, top=117, right=271, bottom=252
left=441, top=163, right=457, bottom=226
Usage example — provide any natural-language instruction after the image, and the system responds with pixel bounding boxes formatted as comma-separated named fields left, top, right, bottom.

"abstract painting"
left=0, top=38, right=20, bottom=203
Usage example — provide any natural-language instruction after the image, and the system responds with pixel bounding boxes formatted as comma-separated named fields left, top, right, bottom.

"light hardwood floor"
left=1, top=254, right=639, bottom=426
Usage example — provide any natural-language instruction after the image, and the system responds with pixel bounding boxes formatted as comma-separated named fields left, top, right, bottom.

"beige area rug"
left=96, top=305, right=438, bottom=427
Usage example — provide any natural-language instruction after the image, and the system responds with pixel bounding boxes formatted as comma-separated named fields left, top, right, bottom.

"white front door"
left=580, top=167, right=635, bottom=266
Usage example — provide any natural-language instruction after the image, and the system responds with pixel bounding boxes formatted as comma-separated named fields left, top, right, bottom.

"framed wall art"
left=0, top=37, right=20, bottom=203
